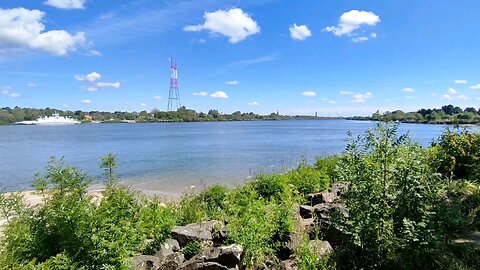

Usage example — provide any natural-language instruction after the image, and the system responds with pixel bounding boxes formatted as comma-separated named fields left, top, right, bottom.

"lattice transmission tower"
left=167, top=58, right=181, bottom=111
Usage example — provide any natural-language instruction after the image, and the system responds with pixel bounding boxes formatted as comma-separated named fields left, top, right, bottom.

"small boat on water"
left=16, top=113, right=81, bottom=125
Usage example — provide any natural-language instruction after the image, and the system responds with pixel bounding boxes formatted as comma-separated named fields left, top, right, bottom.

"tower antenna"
left=167, top=58, right=181, bottom=111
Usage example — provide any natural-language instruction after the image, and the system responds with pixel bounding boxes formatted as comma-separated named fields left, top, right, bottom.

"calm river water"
left=0, top=120, right=475, bottom=195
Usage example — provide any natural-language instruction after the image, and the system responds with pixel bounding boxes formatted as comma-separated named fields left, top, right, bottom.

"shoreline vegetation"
left=0, top=106, right=337, bottom=125
left=0, top=124, right=479, bottom=269
left=348, top=104, right=480, bottom=125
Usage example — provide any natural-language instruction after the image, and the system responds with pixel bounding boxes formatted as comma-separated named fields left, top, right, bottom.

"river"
left=0, top=120, right=475, bottom=195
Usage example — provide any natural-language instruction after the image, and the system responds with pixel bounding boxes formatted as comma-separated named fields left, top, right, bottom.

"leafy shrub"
left=335, top=124, right=440, bottom=269
left=286, top=165, right=331, bottom=196
left=182, top=241, right=202, bottom=260
left=139, top=199, right=177, bottom=254
left=431, top=129, right=480, bottom=181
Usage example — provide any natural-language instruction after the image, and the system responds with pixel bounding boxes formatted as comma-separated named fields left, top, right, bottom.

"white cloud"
left=443, top=94, right=452, bottom=100
left=371, top=32, right=377, bottom=38
left=1, top=87, right=20, bottom=98
left=248, top=101, right=259, bottom=106
left=96, top=82, right=120, bottom=88
left=88, top=49, right=102, bottom=56
left=457, top=94, right=468, bottom=100
left=75, top=72, right=101, bottom=82
left=44, top=0, right=86, bottom=9
left=340, top=90, right=354, bottom=95
left=470, top=84, right=480, bottom=89
left=193, top=91, right=208, bottom=96
left=0, top=8, right=86, bottom=56
left=140, top=103, right=147, bottom=107
left=27, top=83, right=36, bottom=87
left=86, top=86, right=97, bottom=92
left=225, top=80, right=239, bottom=85
left=455, top=79, right=467, bottom=84
left=351, top=36, right=369, bottom=43
left=184, top=8, right=260, bottom=43
left=402, top=87, right=415, bottom=92
left=448, top=88, right=457, bottom=94
left=210, top=91, right=228, bottom=99
left=153, top=96, right=162, bottom=100
left=329, top=100, right=337, bottom=104
left=302, top=91, right=317, bottom=97
left=81, top=99, right=91, bottom=104
left=289, top=24, right=312, bottom=40
left=351, top=92, right=373, bottom=103
left=405, top=95, right=414, bottom=99
left=324, top=10, right=380, bottom=37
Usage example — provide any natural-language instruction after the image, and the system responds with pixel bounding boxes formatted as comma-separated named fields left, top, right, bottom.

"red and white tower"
left=167, top=58, right=181, bottom=111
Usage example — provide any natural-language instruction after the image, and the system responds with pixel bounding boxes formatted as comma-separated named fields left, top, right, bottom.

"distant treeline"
left=349, top=104, right=480, bottom=124
left=0, top=106, right=332, bottom=125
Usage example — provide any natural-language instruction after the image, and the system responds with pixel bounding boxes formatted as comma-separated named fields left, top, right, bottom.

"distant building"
left=84, top=114, right=93, bottom=121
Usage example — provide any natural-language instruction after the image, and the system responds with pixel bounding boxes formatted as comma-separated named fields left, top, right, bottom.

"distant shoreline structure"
left=15, top=112, right=80, bottom=125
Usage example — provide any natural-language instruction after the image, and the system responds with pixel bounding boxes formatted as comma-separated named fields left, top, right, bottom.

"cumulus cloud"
left=1, top=87, right=20, bottom=98
left=448, top=88, right=457, bottom=94
left=81, top=99, right=91, bottom=104
left=86, top=86, right=97, bottom=92
left=193, top=91, right=208, bottom=96
left=140, top=103, right=147, bottom=106
left=44, top=0, right=86, bottom=9
left=27, top=83, right=36, bottom=87
left=402, top=87, right=415, bottom=92
left=289, top=24, right=312, bottom=40
left=340, top=90, right=354, bottom=95
left=455, top=79, right=467, bottom=84
left=324, top=10, right=380, bottom=37
left=184, top=8, right=260, bottom=43
left=457, top=94, right=468, bottom=100
left=248, top=101, right=259, bottom=106
left=302, top=91, right=317, bottom=97
left=96, top=82, right=120, bottom=88
left=210, top=91, right=228, bottom=99
left=225, top=80, right=239, bottom=85
left=351, top=92, right=373, bottom=103
left=329, top=100, right=337, bottom=104
left=470, top=84, right=480, bottom=89
left=75, top=72, right=101, bottom=82
left=0, top=8, right=86, bottom=56
left=153, top=96, right=162, bottom=100
left=443, top=94, right=452, bottom=100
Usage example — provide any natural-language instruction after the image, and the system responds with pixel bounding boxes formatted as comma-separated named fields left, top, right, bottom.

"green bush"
left=286, top=165, right=331, bottom=196
left=335, top=124, right=440, bottom=269
left=431, top=129, right=480, bottom=181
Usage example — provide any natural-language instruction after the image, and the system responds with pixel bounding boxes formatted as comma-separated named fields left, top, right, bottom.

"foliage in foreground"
left=0, top=124, right=479, bottom=269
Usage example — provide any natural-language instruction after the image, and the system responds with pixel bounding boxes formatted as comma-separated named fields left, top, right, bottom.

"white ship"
left=16, top=113, right=81, bottom=125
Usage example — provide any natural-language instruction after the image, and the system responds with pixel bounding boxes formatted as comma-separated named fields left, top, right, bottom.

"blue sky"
left=1, top=0, right=480, bottom=116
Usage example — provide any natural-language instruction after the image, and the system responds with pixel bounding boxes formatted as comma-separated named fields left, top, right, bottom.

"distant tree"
left=441, top=104, right=455, bottom=115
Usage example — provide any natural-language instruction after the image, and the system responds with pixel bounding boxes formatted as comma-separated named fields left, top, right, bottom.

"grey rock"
left=307, top=191, right=336, bottom=206
left=130, top=255, right=160, bottom=270
left=155, top=238, right=180, bottom=261
left=158, top=252, right=185, bottom=270
left=282, top=259, right=299, bottom=270
left=172, top=220, right=224, bottom=247
left=299, top=205, right=314, bottom=219
left=329, top=182, right=349, bottom=196
left=178, top=244, right=243, bottom=270
left=308, top=240, right=334, bottom=257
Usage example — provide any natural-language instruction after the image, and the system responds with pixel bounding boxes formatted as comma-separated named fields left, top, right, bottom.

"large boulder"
left=130, top=255, right=160, bottom=270
left=307, top=191, right=336, bottom=206
left=172, top=220, right=225, bottom=247
left=177, top=244, right=243, bottom=270
left=329, top=182, right=349, bottom=197
left=158, top=252, right=185, bottom=270
left=155, top=238, right=180, bottom=261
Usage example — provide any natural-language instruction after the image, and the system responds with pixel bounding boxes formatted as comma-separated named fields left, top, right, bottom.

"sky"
left=1, top=0, right=480, bottom=116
